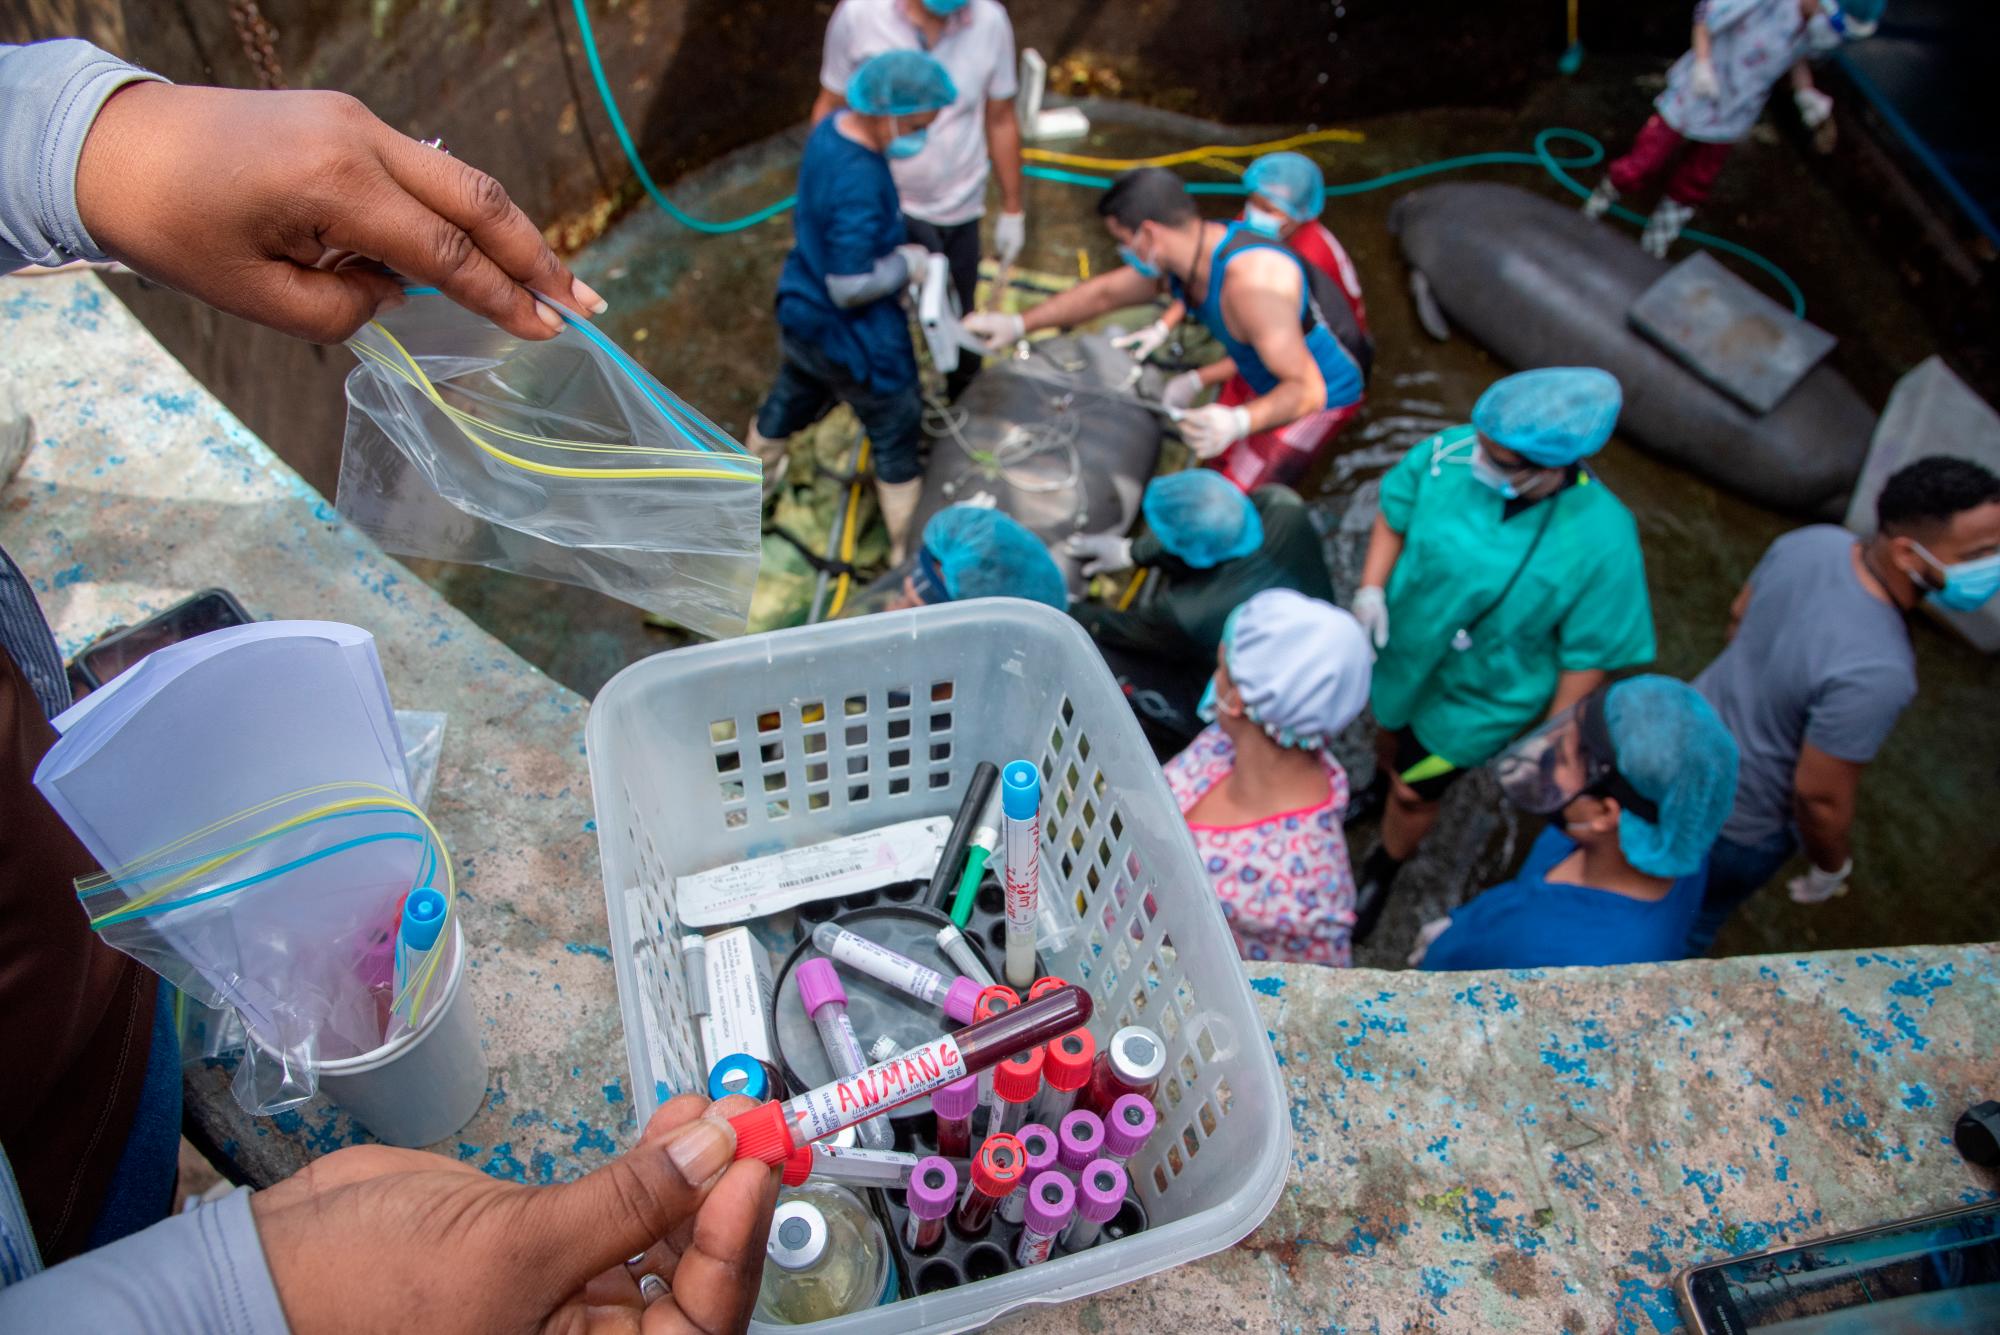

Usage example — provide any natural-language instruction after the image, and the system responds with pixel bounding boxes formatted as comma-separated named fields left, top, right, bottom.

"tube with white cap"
left=935, top=923, right=996, bottom=990
left=810, top=921, right=981, bottom=1023
left=1000, top=760, right=1041, bottom=989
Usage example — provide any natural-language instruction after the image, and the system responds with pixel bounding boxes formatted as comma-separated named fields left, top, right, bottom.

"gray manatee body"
left=1390, top=182, right=1874, bottom=517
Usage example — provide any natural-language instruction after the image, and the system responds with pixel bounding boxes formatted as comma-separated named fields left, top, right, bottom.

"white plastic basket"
left=588, top=599, right=1289, bottom=1333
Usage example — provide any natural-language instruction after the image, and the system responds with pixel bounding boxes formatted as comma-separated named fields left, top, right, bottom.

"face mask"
left=1912, top=542, right=2000, bottom=612
left=1242, top=204, right=1287, bottom=239
left=1469, top=443, right=1523, bottom=499
left=1196, top=674, right=1240, bottom=725
left=886, top=126, right=929, bottom=160
left=1118, top=236, right=1161, bottom=280
left=1818, top=0, right=1877, bottom=40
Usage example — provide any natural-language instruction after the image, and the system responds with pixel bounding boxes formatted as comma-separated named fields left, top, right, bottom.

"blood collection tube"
left=993, top=1045, right=1045, bottom=1138
left=1034, top=1028, right=1095, bottom=1128
left=1001, top=761, right=1041, bottom=989
left=811, top=922, right=981, bottom=1023
left=1062, top=1159, right=1128, bottom=1252
left=797, top=959, right=892, bottom=1149
left=1014, top=1171, right=1076, bottom=1267
left=936, top=923, right=996, bottom=990
left=727, top=985, right=1094, bottom=1165
left=999, top=1123, right=1059, bottom=1225
left=1103, top=1093, right=1158, bottom=1165
left=954, top=1133, right=1025, bottom=1237
left=1058, top=1109, right=1105, bottom=1175
left=903, top=1156, right=957, bottom=1255
left=974, top=984, right=1020, bottom=1115
left=1026, top=975, right=1068, bottom=1002
left=933, top=1075, right=978, bottom=1159
left=1083, top=1025, right=1165, bottom=1115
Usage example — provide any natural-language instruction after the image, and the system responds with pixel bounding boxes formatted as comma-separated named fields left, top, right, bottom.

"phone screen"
left=76, top=589, right=252, bottom=688
left=1682, top=1201, right=2000, bottom=1332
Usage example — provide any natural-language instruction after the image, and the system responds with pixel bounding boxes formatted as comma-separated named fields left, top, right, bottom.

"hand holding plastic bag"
left=338, top=293, right=763, bottom=637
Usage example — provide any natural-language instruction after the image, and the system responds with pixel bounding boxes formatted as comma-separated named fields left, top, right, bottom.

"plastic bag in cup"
left=336, top=291, right=763, bottom=637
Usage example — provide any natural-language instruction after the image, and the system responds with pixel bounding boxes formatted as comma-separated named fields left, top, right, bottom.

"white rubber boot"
left=1582, top=177, right=1620, bottom=220
left=746, top=424, right=790, bottom=501
left=1641, top=199, right=1695, bottom=259
left=876, top=477, right=924, bottom=566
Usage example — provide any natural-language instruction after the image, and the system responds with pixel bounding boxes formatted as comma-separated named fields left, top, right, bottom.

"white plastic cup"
left=314, top=921, right=487, bottom=1146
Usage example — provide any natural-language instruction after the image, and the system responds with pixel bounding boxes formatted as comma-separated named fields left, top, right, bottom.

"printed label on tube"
left=785, top=1036, right=968, bottom=1141
left=823, top=928, right=948, bottom=1006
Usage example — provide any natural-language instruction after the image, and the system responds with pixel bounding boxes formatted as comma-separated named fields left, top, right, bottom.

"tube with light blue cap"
left=1001, top=760, right=1041, bottom=989
left=393, top=887, right=449, bottom=1025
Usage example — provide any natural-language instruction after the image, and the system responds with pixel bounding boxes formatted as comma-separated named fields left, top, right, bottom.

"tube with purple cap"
left=811, top=921, right=982, bottom=1023
left=902, top=1155, right=957, bottom=1255
left=797, top=958, right=893, bottom=1149
left=1103, top=1093, right=1158, bottom=1164
left=999, top=1123, right=1059, bottom=1225
left=933, top=1074, right=978, bottom=1159
left=1014, top=1171, right=1076, bottom=1267
left=1062, top=1158, right=1128, bottom=1252
left=1057, top=1109, right=1106, bottom=1174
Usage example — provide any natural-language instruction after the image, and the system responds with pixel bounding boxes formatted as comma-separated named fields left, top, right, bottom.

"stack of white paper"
left=35, top=621, right=421, bottom=1066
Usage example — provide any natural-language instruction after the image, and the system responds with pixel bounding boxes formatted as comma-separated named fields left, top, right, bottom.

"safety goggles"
left=1490, top=688, right=1659, bottom=822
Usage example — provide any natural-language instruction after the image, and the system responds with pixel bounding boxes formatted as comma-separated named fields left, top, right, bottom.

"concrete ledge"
left=3, top=274, right=1992, bottom=1332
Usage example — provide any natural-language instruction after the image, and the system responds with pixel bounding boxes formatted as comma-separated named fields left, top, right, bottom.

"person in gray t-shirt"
left=1689, top=457, right=2000, bottom=951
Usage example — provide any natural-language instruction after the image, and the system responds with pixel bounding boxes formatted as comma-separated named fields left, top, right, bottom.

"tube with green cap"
left=949, top=783, right=1005, bottom=927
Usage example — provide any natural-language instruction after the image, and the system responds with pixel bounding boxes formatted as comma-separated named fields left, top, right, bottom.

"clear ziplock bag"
left=78, top=783, right=456, bottom=1116
left=337, top=291, right=763, bottom=638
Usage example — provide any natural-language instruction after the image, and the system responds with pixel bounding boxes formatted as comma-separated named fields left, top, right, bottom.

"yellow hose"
left=826, top=437, right=872, bottom=618
left=1116, top=568, right=1148, bottom=612
left=1020, top=126, right=1364, bottom=172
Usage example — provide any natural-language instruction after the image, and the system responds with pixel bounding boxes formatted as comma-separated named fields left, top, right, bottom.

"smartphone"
left=69, top=588, right=253, bottom=691
left=1674, top=1198, right=2000, bottom=1332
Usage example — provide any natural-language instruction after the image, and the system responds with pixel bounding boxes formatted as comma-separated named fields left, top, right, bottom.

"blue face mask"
left=886, top=126, right=929, bottom=160
left=1914, top=542, right=2000, bottom=612
left=1118, top=241, right=1161, bottom=280
left=1469, top=443, right=1522, bottom=499
left=1241, top=204, right=1287, bottom=239
left=1196, top=675, right=1219, bottom=724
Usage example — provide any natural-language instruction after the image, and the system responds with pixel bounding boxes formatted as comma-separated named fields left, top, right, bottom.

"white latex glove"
left=1351, top=585, right=1389, bottom=653
left=1065, top=533, right=1135, bottom=578
left=1688, top=57, right=1722, bottom=101
left=961, top=310, right=1026, bottom=354
left=1111, top=319, right=1172, bottom=362
left=1179, top=404, right=1252, bottom=460
left=895, top=243, right=933, bottom=279
left=1794, top=86, right=1834, bottom=129
left=993, top=211, right=1026, bottom=265
left=1159, top=369, right=1206, bottom=413
left=1787, top=858, right=1851, bottom=904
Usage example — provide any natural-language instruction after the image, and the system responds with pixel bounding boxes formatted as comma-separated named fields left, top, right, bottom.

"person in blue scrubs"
left=1413, top=676, right=1739, bottom=971
left=747, top=49, right=957, bottom=563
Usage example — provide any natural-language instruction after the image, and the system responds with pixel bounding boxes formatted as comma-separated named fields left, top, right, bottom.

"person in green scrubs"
left=1346, top=367, right=1656, bottom=941
left=1069, top=472, right=1335, bottom=752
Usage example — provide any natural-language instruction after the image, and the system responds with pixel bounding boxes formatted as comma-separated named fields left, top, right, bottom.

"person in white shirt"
left=813, top=0, right=1025, bottom=398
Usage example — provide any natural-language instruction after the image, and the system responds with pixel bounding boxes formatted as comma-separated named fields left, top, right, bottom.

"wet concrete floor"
left=421, top=59, right=1996, bottom=963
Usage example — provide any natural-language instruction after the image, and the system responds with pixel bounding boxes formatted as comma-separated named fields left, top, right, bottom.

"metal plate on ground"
left=1628, top=251, right=1837, bottom=414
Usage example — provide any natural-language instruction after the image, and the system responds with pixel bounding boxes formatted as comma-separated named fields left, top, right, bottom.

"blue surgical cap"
left=1471, top=367, right=1623, bottom=467
left=923, top=506, right=1067, bottom=609
left=847, top=50, right=958, bottom=118
left=1143, top=470, right=1264, bottom=569
left=1836, top=0, right=1885, bottom=24
left=1244, top=152, right=1326, bottom=222
left=1602, top=676, right=1740, bottom=879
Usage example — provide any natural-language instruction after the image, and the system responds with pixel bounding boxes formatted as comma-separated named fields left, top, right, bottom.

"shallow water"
left=438, top=64, right=1996, bottom=959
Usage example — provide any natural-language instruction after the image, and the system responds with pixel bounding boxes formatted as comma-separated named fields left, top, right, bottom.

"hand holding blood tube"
left=727, top=984, right=1094, bottom=1165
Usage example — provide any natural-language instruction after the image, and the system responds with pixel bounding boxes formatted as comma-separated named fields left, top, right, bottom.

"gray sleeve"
left=0, top=1187, right=290, bottom=1334
left=0, top=39, right=167, bottom=272
left=826, top=251, right=913, bottom=309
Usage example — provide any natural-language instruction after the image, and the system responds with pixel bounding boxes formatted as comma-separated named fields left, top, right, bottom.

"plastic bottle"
left=933, top=1075, right=978, bottom=1160
left=1062, top=1159, right=1128, bottom=1252
left=999, top=1123, right=1059, bottom=1225
left=1033, top=1027, right=1095, bottom=1128
left=902, top=1156, right=957, bottom=1255
left=954, top=1133, right=1025, bottom=1237
left=811, top=921, right=981, bottom=1022
left=1103, top=1093, right=1159, bottom=1165
left=1083, top=1025, right=1165, bottom=1116
left=753, top=1184, right=894, bottom=1324
left=797, top=959, right=892, bottom=1149
left=1014, top=1170, right=1076, bottom=1267
left=1058, top=1109, right=1106, bottom=1175
left=728, top=985, right=1094, bottom=1165
left=992, top=1045, right=1045, bottom=1138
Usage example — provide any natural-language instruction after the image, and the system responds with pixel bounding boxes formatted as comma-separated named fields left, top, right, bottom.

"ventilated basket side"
left=588, top=601, right=1290, bottom=1334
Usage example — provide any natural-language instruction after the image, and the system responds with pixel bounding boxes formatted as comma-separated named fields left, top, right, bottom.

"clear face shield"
left=1490, top=688, right=1659, bottom=822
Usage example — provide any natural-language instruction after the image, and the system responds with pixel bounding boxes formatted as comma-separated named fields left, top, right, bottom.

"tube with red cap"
left=954, top=1133, right=1025, bottom=1236
left=811, top=921, right=982, bottom=1024
left=1062, top=1159, right=1127, bottom=1252
left=727, top=984, right=1094, bottom=1166
left=992, top=1045, right=1044, bottom=1138
left=903, top=1156, right=958, bottom=1254
left=973, top=984, right=1019, bottom=1115
left=932, top=1075, right=978, bottom=1159
left=1034, top=1027, right=1095, bottom=1128
left=1103, top=1093, right=1158, bottom=1164
left=999, top=1123, right=1059, bottom=1225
